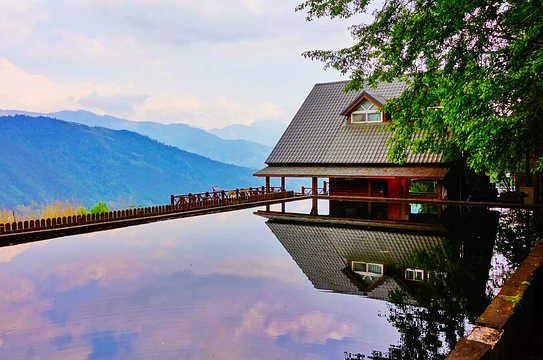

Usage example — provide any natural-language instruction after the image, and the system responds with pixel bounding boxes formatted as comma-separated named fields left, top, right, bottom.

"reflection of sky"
left=0, top=201, right=398, bottom=359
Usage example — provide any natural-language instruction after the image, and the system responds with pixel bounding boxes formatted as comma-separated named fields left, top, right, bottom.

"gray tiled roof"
left=266, top=80, right=442, bottom=165
left=266, top=220, right=444, bottom=298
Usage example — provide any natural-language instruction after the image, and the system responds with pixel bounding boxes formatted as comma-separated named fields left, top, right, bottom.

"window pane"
left=351, top=113, right=365, bottom=122
left=361, top=100, right=373, bottom=110
left=415, top=271, right=424, bottom=281
left=405, top=270, right=414, bottom=280
left=352, top=262, right=366, bottom=272
left=368, top=264, right=382, bottom=274
left=367, top=113, right=381, bottom=122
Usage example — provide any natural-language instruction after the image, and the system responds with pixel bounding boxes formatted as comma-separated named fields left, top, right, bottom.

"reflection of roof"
left=266, top=220, right=445, bottom=300
left=254, top=165, right=449, bottom=179
left=265, top=81, right=442, bottom=165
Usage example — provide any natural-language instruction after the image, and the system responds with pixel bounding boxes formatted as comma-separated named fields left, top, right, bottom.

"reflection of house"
left=254, top=81, right=488, bottom=200
left=262, top=217, right=445, bottom=302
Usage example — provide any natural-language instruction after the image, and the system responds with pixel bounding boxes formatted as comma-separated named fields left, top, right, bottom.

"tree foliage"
left=89, top=202, right=109, bottom=214
left=296, top=0, right=543, bottom=174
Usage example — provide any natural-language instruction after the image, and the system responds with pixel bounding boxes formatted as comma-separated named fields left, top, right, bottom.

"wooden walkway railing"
left=171, top=186, right=285, bottom=206
left=300, top=186, right=329, bottom=195
left=0, top=188, right=294, bottom=236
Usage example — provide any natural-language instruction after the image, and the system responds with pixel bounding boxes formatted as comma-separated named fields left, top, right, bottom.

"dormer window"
left=351, top=100, right=381, bottom=123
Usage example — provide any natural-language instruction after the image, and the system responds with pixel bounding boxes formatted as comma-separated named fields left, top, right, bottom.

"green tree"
left=89, top=202, right=109, bottom=214
left=296, top=0, right=543, bottom=175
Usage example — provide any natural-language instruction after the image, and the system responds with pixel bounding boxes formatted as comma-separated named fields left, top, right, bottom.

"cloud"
left=132, top=93, right=284, bottom=128
left=0, top=0, right=48, bottom=50
left=73, top=0, right=285, bottom=47
left=0, top=58, right=120, bottom=113
left=28, top=28, right=156, bottom=67
left=79, top=92, right=149, bottom=115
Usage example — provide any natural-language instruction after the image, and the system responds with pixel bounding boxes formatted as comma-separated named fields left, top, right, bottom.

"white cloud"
left=79, top=92, right=150, bottom=115
left=0, top=58, right=120, bottom=113
left=28, top=28, right=154, bottom=66
left=0, top=0, right=48, bottom=50
left=132, top=93, right=284, bottom=128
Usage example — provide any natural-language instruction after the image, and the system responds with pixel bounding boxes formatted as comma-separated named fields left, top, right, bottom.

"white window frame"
left=351, top=99, right=382, bottom=123
left=405, top=268, right=425, bottom=282
left=351, top=261, right=384, bottom=276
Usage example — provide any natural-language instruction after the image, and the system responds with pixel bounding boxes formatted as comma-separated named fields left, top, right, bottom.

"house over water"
left=255, top=80, right=488, bottom=200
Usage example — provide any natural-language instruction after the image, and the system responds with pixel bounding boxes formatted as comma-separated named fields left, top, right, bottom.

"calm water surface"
left=0, top=199, right=539, bottom=359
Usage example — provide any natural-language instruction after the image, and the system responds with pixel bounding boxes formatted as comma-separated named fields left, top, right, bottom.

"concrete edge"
left=447, top=239, right=543, bottom=359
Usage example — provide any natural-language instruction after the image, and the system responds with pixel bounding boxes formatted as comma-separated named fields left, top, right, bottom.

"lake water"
left=0, top=199, right=540, bottom=359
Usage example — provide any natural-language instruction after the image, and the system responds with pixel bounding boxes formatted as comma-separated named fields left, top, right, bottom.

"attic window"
left=351, top=261, right=384, bottom=276
left=351, top=99, right=381, bottom=123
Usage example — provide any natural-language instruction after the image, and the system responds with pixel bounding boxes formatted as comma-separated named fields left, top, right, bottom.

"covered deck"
left=254, top=165, right=449, bottom=200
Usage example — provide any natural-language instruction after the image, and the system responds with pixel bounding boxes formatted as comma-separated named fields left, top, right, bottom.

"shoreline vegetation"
left=0, top=199, right=112, bottom=223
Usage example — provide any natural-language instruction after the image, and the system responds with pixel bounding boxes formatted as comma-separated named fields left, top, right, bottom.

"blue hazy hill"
left=0, top=115, right=259, bottom=209
left=0, top=110, right=272, bottom=169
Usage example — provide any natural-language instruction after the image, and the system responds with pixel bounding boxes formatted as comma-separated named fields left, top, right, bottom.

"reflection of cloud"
left=44, top=256, right=143, bottom=291
left=0, top=244, right=32, bottom=263
left=198, top=256, right=304, bottom=284
left=236, top=302, right=355, bottom=345
left=267, top=311, right=355, bottom=344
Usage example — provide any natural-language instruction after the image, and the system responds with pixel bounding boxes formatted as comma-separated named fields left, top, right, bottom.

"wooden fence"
left=0, top=188, right=293, bottom=236
left=171, top=186, right=285, bottom=206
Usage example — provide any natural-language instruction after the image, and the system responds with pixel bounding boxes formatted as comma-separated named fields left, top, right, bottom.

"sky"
left=0, top=0, right=373, bottom=129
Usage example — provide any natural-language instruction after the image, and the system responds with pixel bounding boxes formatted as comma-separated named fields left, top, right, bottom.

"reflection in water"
left=257, top=200, right=540, bottom=359
left=0, top=199, right=539, bottom=359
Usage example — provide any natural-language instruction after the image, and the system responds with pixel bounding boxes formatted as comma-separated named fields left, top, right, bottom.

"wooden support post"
left=266, top=177, right=270, bottom=193
left=437, top=180, right=443, bottom=200
left=368, top=178, right=372, bottom=197
left=323, top=181, right=327, bottom=194
left=312, top=177, right=317, bottom=196
left=311, top=197, right=318, bottom=215
left=281, top=201, right=286, bottom=213
left=281, top=177, right=285, bottom=192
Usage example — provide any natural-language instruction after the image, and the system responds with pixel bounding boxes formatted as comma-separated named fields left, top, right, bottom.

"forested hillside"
left=0, top=110, right=271, bottom=169
left=0, top=115, right=258, bottom=208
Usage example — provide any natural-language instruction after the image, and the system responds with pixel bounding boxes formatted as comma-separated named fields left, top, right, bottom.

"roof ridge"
left=314, top=80, right=350, bottom=86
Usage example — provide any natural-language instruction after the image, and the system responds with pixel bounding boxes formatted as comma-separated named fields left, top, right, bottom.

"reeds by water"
left=0, top=199, right=84, bottom=223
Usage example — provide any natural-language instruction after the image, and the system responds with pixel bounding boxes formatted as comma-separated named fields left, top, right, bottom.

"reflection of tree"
left=343, top=244, right=492, bottom=360
left=362, top=244, right=484, bottom=359
left=346, top=207, right=502, bottom=359
left=495, top=209, right=538, bottom=268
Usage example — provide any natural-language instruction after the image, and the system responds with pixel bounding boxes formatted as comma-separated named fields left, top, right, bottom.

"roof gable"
left=341, top=90, right=386, bottom=116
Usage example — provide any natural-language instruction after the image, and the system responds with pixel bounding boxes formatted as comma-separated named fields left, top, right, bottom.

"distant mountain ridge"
left=0, top=115, right=258, bottom=209
left=0, top=109, right=272, bottom=169
left=210, top=120, right=287, bottom=147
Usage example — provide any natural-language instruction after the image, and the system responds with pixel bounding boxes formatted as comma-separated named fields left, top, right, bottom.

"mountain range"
left=0, top=115, right=258, bottom=209
left=210, top=120, right=287, bottom=147
left=0, top=110, right=272, bottom=169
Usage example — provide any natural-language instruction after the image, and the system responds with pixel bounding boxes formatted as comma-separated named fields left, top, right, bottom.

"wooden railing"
left=170, top=186, right=285, bottom=206
left=0, top=188, right=294, bottom=236
left=300, top=186, right=329, bottom=195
